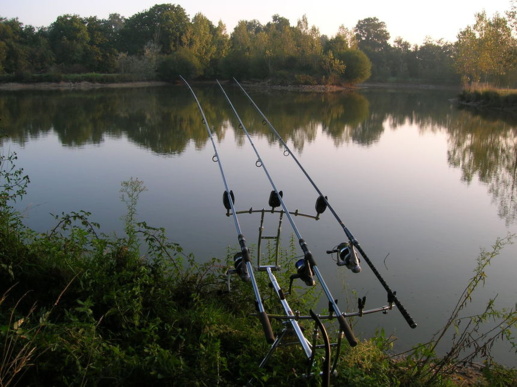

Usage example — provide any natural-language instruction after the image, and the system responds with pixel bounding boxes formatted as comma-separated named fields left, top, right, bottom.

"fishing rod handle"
left=258, top=311, right=276, bottom=344
left=353, top=242, right=417, bottom=329
left=337, top=314, right=358, bottom=347
left=392, top=295, right=417, bottom=329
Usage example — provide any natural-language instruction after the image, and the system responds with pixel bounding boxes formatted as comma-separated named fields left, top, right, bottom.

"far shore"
left=0, top=80, right=171, bottom=91
left=0, top=80, right=461, bottom=92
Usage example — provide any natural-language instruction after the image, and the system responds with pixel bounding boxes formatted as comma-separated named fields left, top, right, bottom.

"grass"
left=458, top=85, right=517, bottom=110
left=1, top=149, right=516, bottom=386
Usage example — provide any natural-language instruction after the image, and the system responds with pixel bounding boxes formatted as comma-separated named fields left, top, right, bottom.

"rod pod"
left=181, top=76, right=275, bottom=344
left=234, top=78, right=417, bottom=329
left=217, top=80, right=358, bottom=347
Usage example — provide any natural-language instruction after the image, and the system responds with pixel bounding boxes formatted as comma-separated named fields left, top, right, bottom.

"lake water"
left=1, top=84, right=516, bottom=366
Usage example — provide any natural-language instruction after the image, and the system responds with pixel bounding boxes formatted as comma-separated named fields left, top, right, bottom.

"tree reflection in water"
left=0, top=85, right=515, bottom=224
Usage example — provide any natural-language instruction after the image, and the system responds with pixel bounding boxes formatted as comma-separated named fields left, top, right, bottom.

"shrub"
left=157, top=49, right=203, bottom=81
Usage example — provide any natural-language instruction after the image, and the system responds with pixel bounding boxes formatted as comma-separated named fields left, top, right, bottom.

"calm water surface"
left=1, top=85, right=516, bottom=365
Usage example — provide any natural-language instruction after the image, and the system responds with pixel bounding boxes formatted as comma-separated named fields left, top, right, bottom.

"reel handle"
left=337, top=314, right=358, bottom=347
left=258, top=311, right=275, bottom=343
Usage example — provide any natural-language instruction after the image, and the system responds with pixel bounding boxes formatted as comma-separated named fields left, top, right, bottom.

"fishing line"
left=234, top=78, right=417, bottom=329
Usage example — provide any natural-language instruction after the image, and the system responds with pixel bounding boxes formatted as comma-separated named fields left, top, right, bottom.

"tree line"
left=1, top=2, right=516, bottom=86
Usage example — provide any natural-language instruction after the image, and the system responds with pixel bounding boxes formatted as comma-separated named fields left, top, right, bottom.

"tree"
left=320, top=51, right=345, bottom=84
left=264, top=15, right=298, bottom=72
left=23, top=26, right=54, bottom=73
left=181, top=13, right=228, bottom=78
left=222, top=20, right=257, bottom=78
left=507, top=0, right=517, bottom=34
left=325, top=34, right=350, bottom=55
left=84, top=16, right=118, bottom=72
left=0, top=18, right=29, bottom=73
left=0, top=18, right=54, bottom=74
left=157, top=48, right=202, bottom=80
left=355, top=17, right=390, bottom=53
left=455, top=11, right=516, bottom=86
left=210, top=21, right=230, bottom=77
left=294, top=15, right=322, bottom=73
left=224, top=19, right=271, bottom=79
left=48, top=15, right=89, bottom=70
left=416, top=38, right=457, bottom=83
left=336, top=49, right=371, bottom=84
left=355, top=17, right=391, bottom=80
left=118, top=4, right=189, bottom=55
left=327, top=25, right=357, bottom=52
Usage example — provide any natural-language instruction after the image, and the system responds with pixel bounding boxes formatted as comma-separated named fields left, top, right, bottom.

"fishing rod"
left=233, top=78, right=417, bottom=329
left=217, top=80, right=358, bottom=347
left=180, top=76, right=275, bottom=344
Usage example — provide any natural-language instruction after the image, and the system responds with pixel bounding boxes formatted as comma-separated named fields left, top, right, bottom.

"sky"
left=1, top=0, right=514, bottom=45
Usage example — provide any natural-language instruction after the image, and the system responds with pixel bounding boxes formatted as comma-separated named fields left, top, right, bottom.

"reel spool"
left=327, top=242, right=362, bottom=273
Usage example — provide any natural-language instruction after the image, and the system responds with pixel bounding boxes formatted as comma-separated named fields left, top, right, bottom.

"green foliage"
left=2, top=4, right=517, bottom=86
left=156, top=49, right=203, bottom=81
left=455, top=11, right=516, bottom=87
left=397, top=234, right=517, bottom=385
left=458, top=89, right=517, bottom=109
left=336, top=338, right=397, bottom=386
left=1, top=147, right=516, bottom=386
left=118, top=4, right=190, bottom=56
left=482, top=363, right=517, bottom=386
left=336, top=49, right=372, bottom=84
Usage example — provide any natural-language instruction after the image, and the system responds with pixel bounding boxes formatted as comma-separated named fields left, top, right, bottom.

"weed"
left=398, top=234, right=517, bottom=385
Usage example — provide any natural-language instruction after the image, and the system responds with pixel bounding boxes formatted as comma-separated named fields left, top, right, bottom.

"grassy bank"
left=1, top=150, right=516, bottom=386
left=457, top=87, right=517, bottom=110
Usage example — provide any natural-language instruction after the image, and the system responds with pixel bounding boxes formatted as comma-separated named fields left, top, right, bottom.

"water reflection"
left=447, top=109, right=517, bottom=226
left=0, top=86, right=515, bottom=224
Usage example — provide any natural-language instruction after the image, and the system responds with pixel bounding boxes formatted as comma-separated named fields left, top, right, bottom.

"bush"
left=157, top=49, right=203, bottom=81
left=336, top=49, right=372, bottom=84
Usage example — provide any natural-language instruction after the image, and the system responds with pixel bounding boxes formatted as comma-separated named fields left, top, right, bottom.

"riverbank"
left=454, top=88, right=517, bottom=111
left=0, top=80, right=170, bottom=91
left=0, top=79, right=461, bottom=92
left=0, top=79, right=350, bottom=92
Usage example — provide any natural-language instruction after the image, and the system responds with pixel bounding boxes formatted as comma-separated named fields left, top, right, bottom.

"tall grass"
left=458, top=87, right=517, bottom=109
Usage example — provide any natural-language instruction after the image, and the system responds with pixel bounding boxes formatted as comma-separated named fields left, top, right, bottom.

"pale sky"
left=1, top=0, right=514, bottom=45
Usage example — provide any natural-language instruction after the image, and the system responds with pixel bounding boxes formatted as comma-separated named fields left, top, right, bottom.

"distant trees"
left=48, top=15, right=93, bottom=72
left=455, top=11, right=516, bottom=87
left=118, top=4, right=189, bottom=56
left=1, top=3, right=516, bottom=87
left=0, top=17, right=53, bottom=75
left=354, top=17, right=390, bottom=79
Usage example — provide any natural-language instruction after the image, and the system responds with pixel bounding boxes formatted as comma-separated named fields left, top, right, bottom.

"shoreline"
left=0, top=80, right=461, bottom=92
left=0, top=80, right=171, bottom=91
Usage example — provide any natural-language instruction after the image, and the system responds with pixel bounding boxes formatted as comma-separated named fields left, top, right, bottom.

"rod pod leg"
left=309, top=310, right=331, bottom=387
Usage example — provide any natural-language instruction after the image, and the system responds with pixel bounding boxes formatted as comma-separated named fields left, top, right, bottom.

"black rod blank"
left=233, top=78, right=417, bottom=329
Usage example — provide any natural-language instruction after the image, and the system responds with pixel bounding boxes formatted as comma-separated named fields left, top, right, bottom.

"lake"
left=1, top=84, right=516, bottom=366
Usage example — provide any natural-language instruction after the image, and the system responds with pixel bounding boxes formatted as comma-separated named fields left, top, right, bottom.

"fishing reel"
left=232, top=252, right=250, bottom=282
left=327, top=242, right=361, bottom=273
left=288, top=257, right=316, bottom=293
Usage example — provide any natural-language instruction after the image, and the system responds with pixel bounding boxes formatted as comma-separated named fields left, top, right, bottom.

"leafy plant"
left=399, top=234, right=517, bottom=385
